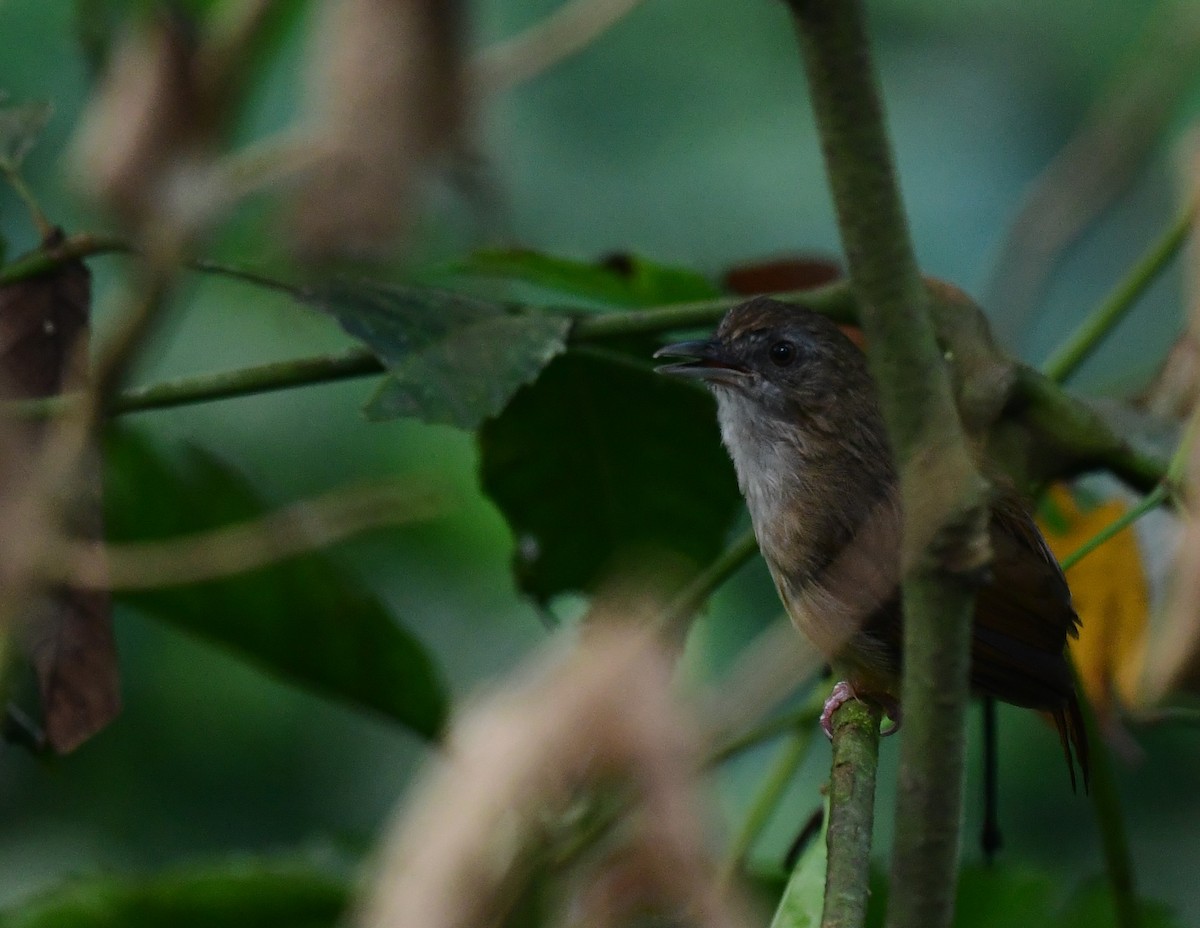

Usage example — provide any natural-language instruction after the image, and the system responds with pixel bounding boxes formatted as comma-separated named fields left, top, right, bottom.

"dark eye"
left=769, top=340, right=797, bottom=366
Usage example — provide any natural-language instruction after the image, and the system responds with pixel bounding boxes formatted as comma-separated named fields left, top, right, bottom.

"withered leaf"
left=0, top=252, right=119, bottom=753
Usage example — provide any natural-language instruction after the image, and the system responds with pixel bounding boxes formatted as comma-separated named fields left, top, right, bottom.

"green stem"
left=787, top=4, right=983, bottom=928
left=2, top=168, right=54, bottom=240
left=721, top=728, right=816, bottom=884
left=821, top=698, right=882, bottom=928
left=1072, top=663, right=1139, bottom=928
left=1006, top=365, right=1168, bottom=494
left=1060, top=483, right=1169, bottom=571
left=0, top=232, right=127, bottom=285
left=569, top=279, right=857, bottom=339
left=658, top=527, right=760, bottom=639
left=4, top=349, right=382, bottom=419
left=708, top=702, right=821, bottom=767
left=1044, top=205, right=1195, bottom=384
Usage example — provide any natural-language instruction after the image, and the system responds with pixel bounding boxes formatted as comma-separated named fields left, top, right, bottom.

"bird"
left=654, top=296, right=1088, bottom=791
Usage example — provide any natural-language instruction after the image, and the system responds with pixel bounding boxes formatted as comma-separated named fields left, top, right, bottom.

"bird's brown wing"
left=971, top=487, right=1089, bottom=790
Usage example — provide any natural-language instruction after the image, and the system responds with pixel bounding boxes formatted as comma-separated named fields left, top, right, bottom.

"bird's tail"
left=1053, top=693, right=1090, bottom=794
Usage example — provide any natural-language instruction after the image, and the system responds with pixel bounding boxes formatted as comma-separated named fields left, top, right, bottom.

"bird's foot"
left=820, top=681, right=902, bottom=739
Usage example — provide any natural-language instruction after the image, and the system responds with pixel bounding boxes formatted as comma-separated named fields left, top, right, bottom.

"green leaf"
left=302, top=280, right=570, bottom=429
left=862, top=866, right=1182, bottom=928
left=768, top=799, right=828, bottom=928
left=104, top=428, right=448, bottom=739
left=0, top=858, right=350, bottom=928
left=952, top=866, right=1059, bottom=928
left=452, top=249, right=721, bottom=307
left=478, top=350, right=742, bottom=602
left=0, top=100, right=53, bottom=171
left=1057, top=878, right=1180, bottom=928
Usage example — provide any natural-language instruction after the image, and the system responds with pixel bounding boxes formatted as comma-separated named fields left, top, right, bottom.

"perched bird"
left=655, top=296, right=1088, bottom=790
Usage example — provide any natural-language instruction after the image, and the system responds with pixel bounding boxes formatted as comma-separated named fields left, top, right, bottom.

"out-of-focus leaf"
left=863, top=866, right=1178, bottom=928
left=0, top=100, right=52, bottom=171
left=1039, top=484, right=1149, bottom=713
left=1057, top=879, right=1180, bottom=928
left=0, top=254, right=119, bottom=753
left=952, top=866, right=1059, bottom=928
left=104, top=428, right=448, bottom=740
left=453, top=249, right=720, bottom=307
left=302, top=280, right=570, bottom=429
left=479, top=350, right=741, bottom=602
left=0, top=858, right=350, bottom=928
left=767, top=800, right=827, bottom=928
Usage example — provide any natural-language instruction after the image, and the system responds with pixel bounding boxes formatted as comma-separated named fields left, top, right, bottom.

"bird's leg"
left=820, top=680, right=902, bottom=739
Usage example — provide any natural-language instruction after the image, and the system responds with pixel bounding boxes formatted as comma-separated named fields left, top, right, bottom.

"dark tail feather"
left=1053, top=693, right=1091, bottom=794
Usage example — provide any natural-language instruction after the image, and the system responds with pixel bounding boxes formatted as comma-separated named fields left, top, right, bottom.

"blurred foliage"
left=104, top=427, right=448, bottom=739
left=0, top=857, right=350, bottom=928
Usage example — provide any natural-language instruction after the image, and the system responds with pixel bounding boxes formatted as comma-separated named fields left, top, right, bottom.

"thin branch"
left=47, top=478, right=443, bottom=590
left=1060, top=483, right=1170, bottom=572
left=1, top=166, right=54, bottom=240
left=985, top=2, right=1200, bottom=343
left=708, top=702, right=821, bottom=767
left=1006, top=365, right=1169, bottom=494
left=473, top=0, right=648, bottom=94
left=822, top=699, right=882, bottom=928
left=570, top=279, right=857, bottom=339
left=658, top=527, right=759, bottom=639
left=786, top=4, right=984, bottom=928
left=0, top=232, right=127, bottom=285
left=1072, top=663, right=1139, bottom=928
left=1044, top=205, right=1196, bottom=384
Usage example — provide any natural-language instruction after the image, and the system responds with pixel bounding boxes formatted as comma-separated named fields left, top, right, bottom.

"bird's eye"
left=769, top=340, right=797, bottom=366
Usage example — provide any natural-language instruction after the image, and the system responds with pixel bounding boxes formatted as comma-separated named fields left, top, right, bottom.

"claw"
left=819, top=681, right=902, bottom=738
left=820, top=680, right=858, bottom=739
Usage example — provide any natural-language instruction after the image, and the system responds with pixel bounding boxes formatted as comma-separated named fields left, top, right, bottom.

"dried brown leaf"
left=0, top=254, right=119, bottom=753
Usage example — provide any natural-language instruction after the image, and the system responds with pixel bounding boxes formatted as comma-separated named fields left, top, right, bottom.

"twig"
left=658, top=527, right=760, bottom=639
left=0, top=232, right=127, bottom=285
left=1, top=167, right=54, bottom=240
left=986, top=2, right=1200, bottom=344
left=474, top=0, right=648, bottom=94
left=1071, top=663, right=1139, bottom=928
left=821, top=698, right=882, bottom=928
left=785, top=3, right=984, bottom=928
left=1060, top=483, right=1170, bottom=571
left=708, top=702, right=821, bottom=767
left=47, top=478, right=443, bottom=590
left=1044, top=205, right=1196, bottom=384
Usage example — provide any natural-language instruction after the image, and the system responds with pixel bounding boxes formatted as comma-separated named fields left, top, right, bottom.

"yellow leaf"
left=1038, top=484, right=1149, bottom=714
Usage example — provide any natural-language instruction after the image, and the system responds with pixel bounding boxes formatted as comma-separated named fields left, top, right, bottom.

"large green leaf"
left=301, top=280, right=570, bottom=429
left=478, top=350, right=741, bottom=602
left=105, top=428, right=448, bottom=739
left=451, top=249, right=720, bottom=307
left=768, top=800, right=828, bottom=928
left=0, top=859, right=349, bottom=928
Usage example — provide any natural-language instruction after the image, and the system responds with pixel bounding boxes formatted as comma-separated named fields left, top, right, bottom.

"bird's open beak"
left=653, top=339, right=748, bottom=382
